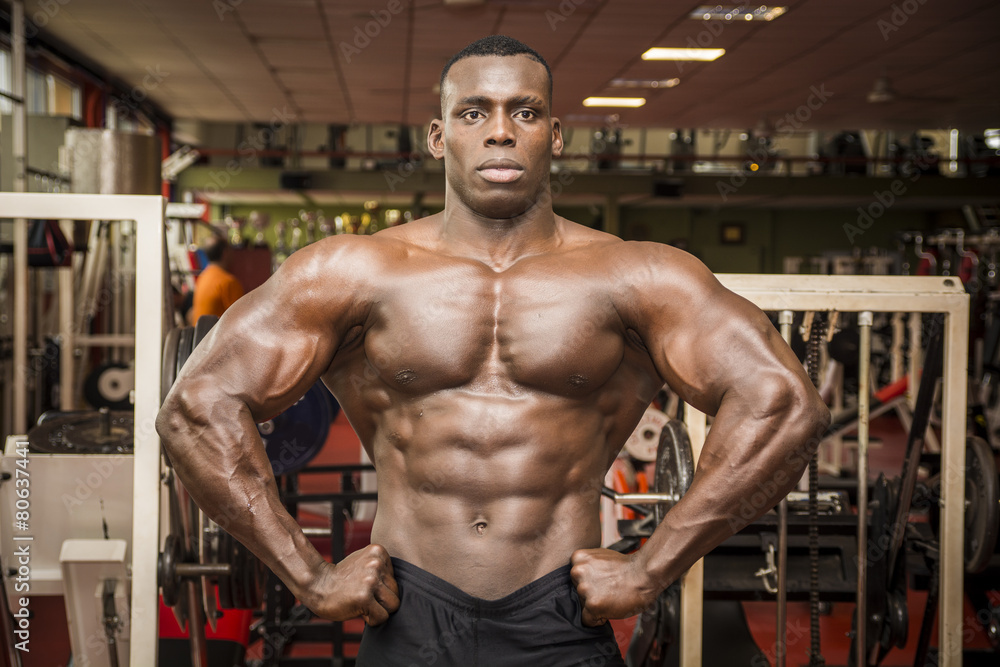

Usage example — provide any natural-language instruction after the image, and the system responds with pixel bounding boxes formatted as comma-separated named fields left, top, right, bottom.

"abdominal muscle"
left=364, top=393, right=613, bottom=600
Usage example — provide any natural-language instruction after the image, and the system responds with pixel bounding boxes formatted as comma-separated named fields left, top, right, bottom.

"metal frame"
left=0, top=193, right=165, bottom=667
left=679, top=274, right=969, bottom=667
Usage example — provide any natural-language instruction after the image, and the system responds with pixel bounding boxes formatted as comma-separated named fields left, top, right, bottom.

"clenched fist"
left=301, top=543, right=400, bottom=626
left=570, top=548, right=659, bottom=626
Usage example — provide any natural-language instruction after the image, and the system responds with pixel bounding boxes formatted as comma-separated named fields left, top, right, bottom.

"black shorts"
left=356, top=558, right=626, bottom=667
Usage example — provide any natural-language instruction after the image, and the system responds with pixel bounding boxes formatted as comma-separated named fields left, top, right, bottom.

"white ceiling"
left=17, top=0, right=1000, bottom=131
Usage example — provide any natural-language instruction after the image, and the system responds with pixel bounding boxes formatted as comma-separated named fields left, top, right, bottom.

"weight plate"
left=229, top=540, right=246, bottom=610
left=159, top=534, right=182, bottom=608
left=161, top=327, right=181, bottom=403
left=625, top=407, right=669, bottom=463
left=27, top=409, right=134, bottom=454
left=83, top=363, right=133, bottom=410
left=200, top=514, right=219, bottom=633
left=217, top=530, right=236, bottom=610
left=175, top=326, right=195, bottom=380
left=653, top=419, right=695, bottom=526
left=262, top=382, right=336, bottom=475
left=965, top=435, right=1000, bottom=574
left=193, top=314, right=219, bottom=348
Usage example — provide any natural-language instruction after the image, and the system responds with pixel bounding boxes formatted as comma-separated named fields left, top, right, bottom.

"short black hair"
left=440, top=35, right=553, bottom=103
left=204, top=234, right=229, bottom=263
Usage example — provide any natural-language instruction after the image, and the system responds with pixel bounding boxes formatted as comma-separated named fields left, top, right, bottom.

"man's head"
left=203, top=234, right=230, bottom=266
left=430, top=36, right=563, bottom=220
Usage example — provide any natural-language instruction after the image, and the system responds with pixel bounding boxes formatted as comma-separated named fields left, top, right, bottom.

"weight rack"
left=677, top=274, right=969, bottom=667
left=257, top=463, right=377, bottom=667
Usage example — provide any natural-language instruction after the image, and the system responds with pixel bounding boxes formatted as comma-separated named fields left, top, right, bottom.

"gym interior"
left=0, top=1, right=998, bottom=666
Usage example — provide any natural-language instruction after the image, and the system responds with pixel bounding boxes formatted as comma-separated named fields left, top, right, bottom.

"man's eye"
left=517, top=110, right=535, bottom=119
left=464, top=110, right=482, bottom=120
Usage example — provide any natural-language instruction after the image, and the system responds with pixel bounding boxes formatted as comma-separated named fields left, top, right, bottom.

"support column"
left=11, top=0, right=28, bottom=434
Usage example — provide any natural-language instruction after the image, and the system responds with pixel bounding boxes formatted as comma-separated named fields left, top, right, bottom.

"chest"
left=362, top=261, right=625, bottom=395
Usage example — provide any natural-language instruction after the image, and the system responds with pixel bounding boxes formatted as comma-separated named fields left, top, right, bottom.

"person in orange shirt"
left=189, top=234, right=244, bottom=325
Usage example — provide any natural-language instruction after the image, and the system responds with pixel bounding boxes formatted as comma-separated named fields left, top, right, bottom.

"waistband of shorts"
left=390, top=557, right=574, bottom=617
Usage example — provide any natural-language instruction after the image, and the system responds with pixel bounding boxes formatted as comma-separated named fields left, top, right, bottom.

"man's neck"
left=439, top=192, right=559, bottom=271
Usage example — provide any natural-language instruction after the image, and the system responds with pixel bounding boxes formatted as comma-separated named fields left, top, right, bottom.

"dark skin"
left=157, top=54, right=830, bottom=631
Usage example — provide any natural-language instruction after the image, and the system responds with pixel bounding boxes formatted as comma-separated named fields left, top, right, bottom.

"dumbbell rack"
left=252, top=464, right=376, bottom=667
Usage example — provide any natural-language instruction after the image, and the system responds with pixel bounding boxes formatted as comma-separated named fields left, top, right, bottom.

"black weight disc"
left=262, top=382, right=335, bottom=476
left=965, top=435, right=1000, bottom=574
left=217, top=530, right=236, bottom=610
left=83, top=362, right=133, bottom=410
left=28, top=410, right=134, bottom=454
left=159, top=534, right=182, bottom=608
left=175, top=326, right=195, bottom=380
left=653, top=419, right=695, bottom=526
left=193, top=314, right=219, bottom=348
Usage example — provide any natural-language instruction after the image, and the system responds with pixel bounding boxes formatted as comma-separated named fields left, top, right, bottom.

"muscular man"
left=158, top=36, right=829, bottom=665
left=188, top=234, right=244, bottom=325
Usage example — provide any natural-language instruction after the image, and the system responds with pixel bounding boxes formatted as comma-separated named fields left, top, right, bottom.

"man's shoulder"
left=556, top=222, right=706, bottom=278
left=289, top=230, right=411, bottom=268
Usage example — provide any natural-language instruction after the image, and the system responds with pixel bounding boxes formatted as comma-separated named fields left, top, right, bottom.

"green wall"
left=215, top=201, right=966, bottom=276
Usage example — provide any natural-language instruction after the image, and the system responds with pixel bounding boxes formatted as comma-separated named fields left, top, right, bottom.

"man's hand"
left=570, top=548, right=659, bottom=626
left=300, top=544, right=400, bottom=625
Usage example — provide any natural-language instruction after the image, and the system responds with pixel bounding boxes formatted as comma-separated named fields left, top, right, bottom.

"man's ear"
left=551, top=117, right=564, bottom=158
left=428, top=119, right=445, bottom=160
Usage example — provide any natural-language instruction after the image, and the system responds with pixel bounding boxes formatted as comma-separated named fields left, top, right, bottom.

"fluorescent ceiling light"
left=690, top=5, right=787, bottom=21
left=609, top=78, right=680, bottom=89
left=642, top=48, right=725, bottom=61
left=582, top=97, right=646, bottom=108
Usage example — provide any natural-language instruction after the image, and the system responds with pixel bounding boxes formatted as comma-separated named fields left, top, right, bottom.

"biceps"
left=655, top=301, right=788, bottom=415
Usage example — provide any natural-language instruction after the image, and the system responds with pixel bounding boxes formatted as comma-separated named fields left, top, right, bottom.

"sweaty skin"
left=157, top=54, right=830, bottom=628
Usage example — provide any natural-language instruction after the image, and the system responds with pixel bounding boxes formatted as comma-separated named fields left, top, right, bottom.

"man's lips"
left=477, top=159, right=524, bottom=183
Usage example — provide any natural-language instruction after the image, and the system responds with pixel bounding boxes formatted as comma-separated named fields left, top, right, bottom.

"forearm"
left=634, top=389, right=829, bottom=591
left=156, top=386, right=327, bottom=604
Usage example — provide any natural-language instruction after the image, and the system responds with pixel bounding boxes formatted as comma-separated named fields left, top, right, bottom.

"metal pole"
left=776, top=310, right=794, bottom=667
left=856, top=311, right=873, bottom=667
left=907, top=312, right=921, bottom=410
left=11, top=0, right=28, bottom=434
left=680, top=408, right=707, bottom=667
left=130, top=195, right=167, bottom=667
left=940, top=306, right=969, bottom=666
left=59, top=264, right=75, bottom=410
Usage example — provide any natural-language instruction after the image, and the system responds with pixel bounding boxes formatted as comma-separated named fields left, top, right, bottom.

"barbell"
left=604, top=415, right=696, bottom=545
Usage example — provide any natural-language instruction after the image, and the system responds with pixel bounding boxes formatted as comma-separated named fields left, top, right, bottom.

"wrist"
left=629, top=549, right=663, bottom=602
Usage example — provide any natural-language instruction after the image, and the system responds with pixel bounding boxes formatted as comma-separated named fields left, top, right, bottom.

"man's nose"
left=485, top=115, right=515, bottom=147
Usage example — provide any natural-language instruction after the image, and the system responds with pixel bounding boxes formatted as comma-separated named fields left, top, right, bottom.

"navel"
left=473, top=521, right=488, bottom=536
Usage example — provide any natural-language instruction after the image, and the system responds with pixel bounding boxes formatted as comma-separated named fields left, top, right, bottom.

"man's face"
left=429, top=55, right=563, bottom=220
